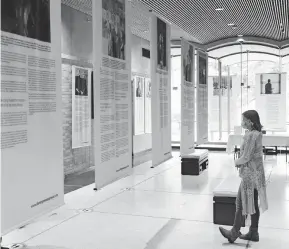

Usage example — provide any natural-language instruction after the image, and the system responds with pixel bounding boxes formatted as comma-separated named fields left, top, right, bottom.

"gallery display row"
left=0, top=0, right=178, bottom=236
left=2, top=0, right=286, bottom=240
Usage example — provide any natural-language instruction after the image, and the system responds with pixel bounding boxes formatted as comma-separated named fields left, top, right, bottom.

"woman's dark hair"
left=242, top=110, right=263, bottom=132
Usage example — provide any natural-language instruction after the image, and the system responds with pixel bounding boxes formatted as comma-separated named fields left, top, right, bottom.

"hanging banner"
left=255, top=73, right=287, bottom=131
left=208, top=75, right=233, bottom=132
left=144, top=77, right=152, bottom=133
left=150, top=16, right=172, bottom=167
left=133, top=75, right=145, bottom=135
left=72, top=66, right=92, bottom=148
left=180, top=39, right=195, bottom=156
left=197, top=51, right=209, bottom=144
left=93, top=0, right=132, bottom=188
left=1, top=0, right=63, bottom=235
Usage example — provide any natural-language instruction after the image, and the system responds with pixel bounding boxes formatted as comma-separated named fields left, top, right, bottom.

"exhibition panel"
left=196, top=51, right=209, bottom=145
left=1, top=0, right=64, bottom=235
left=150, top=16, right=172, bottom=167
left=72, top=66, right=92, bottom=149
left=92, top=0, right=133, bottom=188
left=180, top=39, right=195, bottom=156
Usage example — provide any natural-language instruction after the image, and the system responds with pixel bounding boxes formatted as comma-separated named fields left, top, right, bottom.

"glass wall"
left=171, top=44, right=289, bottom=144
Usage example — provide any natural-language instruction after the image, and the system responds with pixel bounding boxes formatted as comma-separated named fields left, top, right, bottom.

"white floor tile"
left=93, top=189, right=213, bottom=222
left=134, top=169, right=224, bottom=195
left=248, top=227, right=289, bottom=249
left=24, top=212, right=169, bottom=249
left=2, top=206, right=78, bottom=245
left=144, top=220, right=249, bottom=249
left=64, top=174, right=149, bottom=210
left=259, top=199, right=289, bottom=230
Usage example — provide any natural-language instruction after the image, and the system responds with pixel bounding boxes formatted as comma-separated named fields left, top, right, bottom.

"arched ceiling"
left=140, top=0, right=289, bottom=44
left=62, top=0, right=289, bottom=51
left=61, top=0, right=198, bottom=42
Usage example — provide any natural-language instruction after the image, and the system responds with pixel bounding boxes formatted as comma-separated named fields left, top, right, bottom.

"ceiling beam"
left=171, top=36, right=287, bottom=52
left=280, top=40, right=289, bottom=48
left=218, top=51, right=282, bottom=60
left=205, top=36, right=282, bottom=50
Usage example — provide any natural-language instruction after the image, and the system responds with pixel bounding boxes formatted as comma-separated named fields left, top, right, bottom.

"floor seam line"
left=21, top=213, right=80, bottom=245
left=88, top=165, right=177, bottom=209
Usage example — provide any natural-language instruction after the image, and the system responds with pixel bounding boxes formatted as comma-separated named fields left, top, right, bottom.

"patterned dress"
left=235, top=130, right=268, bottom=215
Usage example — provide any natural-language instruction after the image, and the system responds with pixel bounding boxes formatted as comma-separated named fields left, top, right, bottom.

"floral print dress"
left=235, top=130, right=268, bottom=215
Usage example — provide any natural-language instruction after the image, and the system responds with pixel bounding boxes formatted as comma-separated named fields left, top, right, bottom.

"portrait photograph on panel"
left=199, top=56, right=207, bottom=85
left=157, top=18, right=167, bottom=71
left=145, top=78, right=152, bottom=98
left=135, top=76, right=144, bottom=98
left=75, top=68, right=89, bottom=97
left=1, top=0, right=51, bottom=43
left=183, top=43, right=194, bottom=82
left=102, top=0, right=126, bottom=60
left=260, top=73, right=281, bottom=95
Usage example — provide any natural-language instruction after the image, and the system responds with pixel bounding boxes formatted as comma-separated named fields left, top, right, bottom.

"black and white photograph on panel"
left=75, top=68, right=89, bottom=97
left=213, top=76, right=232, bottom=96
left=145, top=78, right=152, bottom=98
left=183, top=43, right=194, bottom=82
left=1, top=0, right=51, bottom=43
left=157, top=18, right=167, bottom=71
left=260, top=73, right=281, bottom=95
left=199, top=56, right=207, bottom=85
left=102, top=0, right=126, bottom=60
left=136, top=76, right=144, bottom=98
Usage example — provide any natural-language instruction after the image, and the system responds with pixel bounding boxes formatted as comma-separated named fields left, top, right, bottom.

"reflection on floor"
left=3, top=152, right=289, bottom=249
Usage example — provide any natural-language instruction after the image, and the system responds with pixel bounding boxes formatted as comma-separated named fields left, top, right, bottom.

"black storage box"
left=181, top=156, right=208, bottom=176
left=213, top=196, right=245, bottom=227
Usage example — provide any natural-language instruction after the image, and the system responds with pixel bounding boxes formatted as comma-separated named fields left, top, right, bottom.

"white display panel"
left=180, top=39, right=195, bottom=156
left=72, top=66, right=92, bottom=148
left=93, top=0, right=132, bottom=188
left=150, top=16, right=172, bottom=167
left=0, top=0, right=63, bottom=235
left=133, top=75, right=145, bottom=135
left=144, top=78, right=152, bottom=133
left=197, top=51, right=209, bottom=144
left=255, top=73, right=287, bottom=131
left=208, top=75, right=239, bottom=131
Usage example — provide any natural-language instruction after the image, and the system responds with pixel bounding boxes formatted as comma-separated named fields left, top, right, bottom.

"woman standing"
left=219, top=110, right=268, bottom=243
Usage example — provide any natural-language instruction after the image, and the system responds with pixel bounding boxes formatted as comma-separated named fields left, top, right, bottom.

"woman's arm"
left=235, top=131, right=259, bottom=165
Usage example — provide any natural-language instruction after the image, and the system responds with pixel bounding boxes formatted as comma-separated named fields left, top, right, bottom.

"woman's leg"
left=240, top=189, right=260, bottom=242
left=251, top=189, right=260, bottom=229
left=232, top=186, right=244, bottom=232
left=219, top=186, right=242, bottom=243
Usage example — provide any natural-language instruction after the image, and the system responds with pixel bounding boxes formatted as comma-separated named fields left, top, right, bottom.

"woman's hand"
left=235, top=160, right=241, bottom=168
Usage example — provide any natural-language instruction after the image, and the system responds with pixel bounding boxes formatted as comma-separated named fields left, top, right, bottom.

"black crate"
left=213, top=196, right=245, bottom=227
left=181, top=157, right=208, bottom=176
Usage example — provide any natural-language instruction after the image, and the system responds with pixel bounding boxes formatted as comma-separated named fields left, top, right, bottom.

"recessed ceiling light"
left=228, top=23, right=235, bottom=26
left=238, top=34, right=243, bottom=37
left=215, top=8, right=224, bottom=11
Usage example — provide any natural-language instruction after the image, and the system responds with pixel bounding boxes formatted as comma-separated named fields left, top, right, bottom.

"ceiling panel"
left=140, top=0, right=289, bottom=44
left=61, top=0, right=201, bottom=42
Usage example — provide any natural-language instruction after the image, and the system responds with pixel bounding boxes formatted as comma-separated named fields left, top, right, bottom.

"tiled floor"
left=3, top=152, right=289, bottom=248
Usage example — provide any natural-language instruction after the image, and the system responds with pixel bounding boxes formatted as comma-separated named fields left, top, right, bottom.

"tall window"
left=171, top=45, right=289, bottom=144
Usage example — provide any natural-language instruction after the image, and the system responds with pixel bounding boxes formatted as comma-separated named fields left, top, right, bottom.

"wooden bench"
left=181, top=150, right=209, bottom=176
left=213, top=175, right=246, bottom=227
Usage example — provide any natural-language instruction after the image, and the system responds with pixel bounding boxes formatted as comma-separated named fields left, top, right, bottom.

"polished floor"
left=3, top=152, right=289, bottom=249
